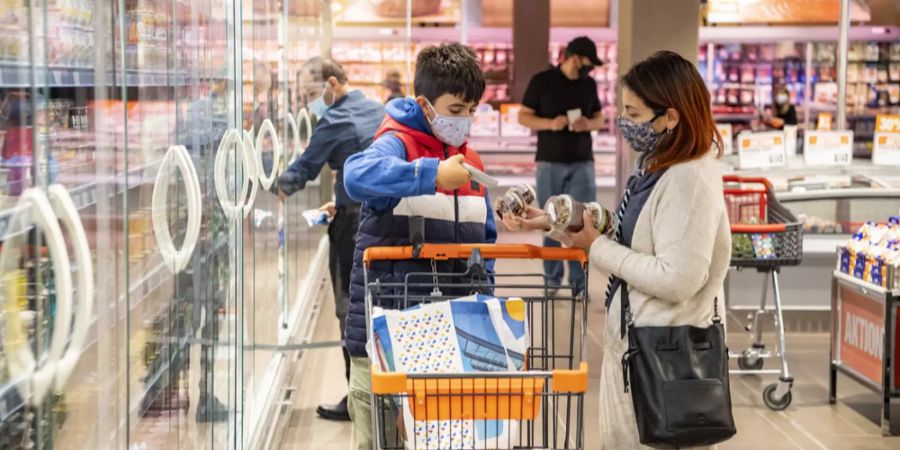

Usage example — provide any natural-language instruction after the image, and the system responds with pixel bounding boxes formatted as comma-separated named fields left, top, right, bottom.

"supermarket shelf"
left=0, top=160, right=161, bottom=244
left=0, top=63, right=228, bottom=88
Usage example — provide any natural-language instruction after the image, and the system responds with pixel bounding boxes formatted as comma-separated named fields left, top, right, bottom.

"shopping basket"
left=723, top=175, right=804, bottom=411
left=364, top=244, right=590, bottom=450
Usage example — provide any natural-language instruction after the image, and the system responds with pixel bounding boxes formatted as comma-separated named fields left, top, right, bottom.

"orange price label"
left=817, top=113, right=833, bottom=131
left=875, top=114, right=900, bottom=133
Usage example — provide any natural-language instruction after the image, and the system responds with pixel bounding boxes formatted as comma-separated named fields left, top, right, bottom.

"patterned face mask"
left=616, top=112, right=665, bottom=153
left=425, top=98, right=471, bottom=148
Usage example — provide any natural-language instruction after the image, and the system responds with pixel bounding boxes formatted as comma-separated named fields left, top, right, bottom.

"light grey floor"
left=279, top=232, right=900, bottom=449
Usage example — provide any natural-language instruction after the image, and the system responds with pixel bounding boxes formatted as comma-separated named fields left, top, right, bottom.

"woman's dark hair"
left=414, top=43, right=485, bottom=104
left=622, top=50, right=722, bottom=172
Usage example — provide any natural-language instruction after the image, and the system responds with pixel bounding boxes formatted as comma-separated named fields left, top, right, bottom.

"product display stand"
left=829, top=267, right=900, bottom=436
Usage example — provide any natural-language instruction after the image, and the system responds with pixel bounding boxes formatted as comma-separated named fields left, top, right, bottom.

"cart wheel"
left=762, top=383, right=791, bottom=411
left=738, top=349, right=764, bottom=371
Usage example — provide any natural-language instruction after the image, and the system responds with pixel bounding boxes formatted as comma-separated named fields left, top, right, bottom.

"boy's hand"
left=549, top=116, right=568, bottom=131
left=436, top=154, right=471, bottom=191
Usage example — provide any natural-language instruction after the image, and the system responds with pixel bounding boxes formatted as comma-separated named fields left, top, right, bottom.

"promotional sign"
left=817, top=112, right=833, bottom=131
left=716, top=123, right=733, bottom=155
left=737, top=131, right=786, bottom=169
left=837, top=284, right=900, bottom=389
left=804, top=130, right=853, bottom=166
left=500, top=104, right=531, bottom=138
left=873, top=114, right=900, bottom=166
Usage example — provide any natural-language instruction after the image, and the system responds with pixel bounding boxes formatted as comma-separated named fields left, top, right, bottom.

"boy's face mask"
left=424, top=97, right=471, bottom=148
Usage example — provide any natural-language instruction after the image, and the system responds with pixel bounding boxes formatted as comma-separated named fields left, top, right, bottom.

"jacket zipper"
left=444, top=144, right=460, bottom=242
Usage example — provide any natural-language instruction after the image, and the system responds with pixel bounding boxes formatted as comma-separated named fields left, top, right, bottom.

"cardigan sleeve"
left=589, top=168, right=722, bottom=304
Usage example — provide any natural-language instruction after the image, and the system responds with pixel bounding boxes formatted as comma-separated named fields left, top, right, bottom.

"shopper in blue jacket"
left=342, top=43, right=497, bottom=450
left=276, top=57, right=384, bottom=422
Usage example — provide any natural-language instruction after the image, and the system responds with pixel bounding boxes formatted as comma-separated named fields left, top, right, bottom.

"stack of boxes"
left=839, top=217, right=900, bottom=288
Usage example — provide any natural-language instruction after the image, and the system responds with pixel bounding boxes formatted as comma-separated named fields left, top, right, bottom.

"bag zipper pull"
left=621, top=351, right=630, bottom=393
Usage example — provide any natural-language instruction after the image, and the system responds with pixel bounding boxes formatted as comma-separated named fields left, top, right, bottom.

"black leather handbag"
left=620, top=287, right=737, bottom=449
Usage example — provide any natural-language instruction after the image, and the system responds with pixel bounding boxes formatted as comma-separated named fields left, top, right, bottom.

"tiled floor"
left=277, top=233, right=900, bottom=449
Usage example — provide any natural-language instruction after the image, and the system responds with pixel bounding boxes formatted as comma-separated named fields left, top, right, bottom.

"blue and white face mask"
left=616, top=113, right=664, bottom=153
left=425, top=98, right=471, bottom=148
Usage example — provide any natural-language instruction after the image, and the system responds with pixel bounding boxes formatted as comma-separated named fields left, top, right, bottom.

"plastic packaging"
left=495, top=184, right=536, bottom=218
left=545, top=194, right=615, bottom=236
left=302, top=209, right=330, bottom=227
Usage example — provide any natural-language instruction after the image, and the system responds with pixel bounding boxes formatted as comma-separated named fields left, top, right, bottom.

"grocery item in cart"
left=371, top=294, right=528, bottom=449
left=494, top=183, right=536, bottom=218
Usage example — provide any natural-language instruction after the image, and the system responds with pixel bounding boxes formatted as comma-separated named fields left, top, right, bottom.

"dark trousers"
left=328, top=205, right=360, bottom=382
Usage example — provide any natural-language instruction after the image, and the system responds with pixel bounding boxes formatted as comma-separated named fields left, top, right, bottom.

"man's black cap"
left=565, top=36, right=602, bottom=66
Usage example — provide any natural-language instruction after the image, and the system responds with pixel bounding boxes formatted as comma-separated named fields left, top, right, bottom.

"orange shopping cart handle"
left=731, top=224, right=787, bottom=233
left=363, top=243, right=588, bottom=266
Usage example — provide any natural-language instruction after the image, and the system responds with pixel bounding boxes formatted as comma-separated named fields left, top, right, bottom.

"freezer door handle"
left=0, top=188, right=73, bottom=406
left=47, top=184, right=94, bottom=392
left=152, top=145, right=203, bottom=273
left=256, top=118, right=282, bottom=191
left=214, top=128, right=251, bottom=221
left=242, top=129, right=259, bottom=218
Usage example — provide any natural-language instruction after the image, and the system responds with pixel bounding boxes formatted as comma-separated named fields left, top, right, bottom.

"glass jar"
left=546, top=195, right=616, bottom=235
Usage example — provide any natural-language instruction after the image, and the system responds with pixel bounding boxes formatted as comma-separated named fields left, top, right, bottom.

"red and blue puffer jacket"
left=343, top=97, right=497, bottom=358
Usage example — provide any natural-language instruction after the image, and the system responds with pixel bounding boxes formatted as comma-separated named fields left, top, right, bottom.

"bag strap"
left=620, top=287, right=721, bottom=339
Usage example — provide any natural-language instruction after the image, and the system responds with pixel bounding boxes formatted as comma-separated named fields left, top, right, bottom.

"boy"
left=343, top=43, right=497, bottom=449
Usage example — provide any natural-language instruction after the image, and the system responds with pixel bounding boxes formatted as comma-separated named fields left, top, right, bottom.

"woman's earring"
left=666, top=127, right=673, bottom=135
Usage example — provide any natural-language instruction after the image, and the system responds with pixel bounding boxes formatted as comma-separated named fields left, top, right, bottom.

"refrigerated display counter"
left=726, top=159, right=900, bottom=311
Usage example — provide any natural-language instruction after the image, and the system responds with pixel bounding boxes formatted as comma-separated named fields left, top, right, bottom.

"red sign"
left=839, top=285, right=900, bottom=389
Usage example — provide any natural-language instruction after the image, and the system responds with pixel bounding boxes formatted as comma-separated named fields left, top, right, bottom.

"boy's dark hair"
left=414, top=43, right=485, bottom=104
left=302, top=56, right=348, bottom=84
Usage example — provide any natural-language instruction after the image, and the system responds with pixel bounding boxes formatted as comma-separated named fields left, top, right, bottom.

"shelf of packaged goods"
left=0, top=159, right=162, bottom=243
left=488, top=174, right=616, bottom=189
left=0, top=63, right=227, bottom=88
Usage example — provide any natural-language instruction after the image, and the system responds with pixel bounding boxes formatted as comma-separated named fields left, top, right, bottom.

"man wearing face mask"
left=275, top=56, right=384, bottom=422
left=518, top=36, right=605, bottom=295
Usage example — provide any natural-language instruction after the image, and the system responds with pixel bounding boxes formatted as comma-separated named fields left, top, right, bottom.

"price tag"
left=499, top=103, right=531, bottom=137
left=715, top=123, right=733, bottom=155
left=817, top=112, right=833, bottom=131
left=804, top=130, right=853, bottom=166
left=471, top=104, right=500, bottom=137
left=737, top=131, right=786, bottom=169
left=73, top=71, right=81, bottom=85
left=873, top=114, right=900, bottom=166
left=873, top=132, right=900, bottom=165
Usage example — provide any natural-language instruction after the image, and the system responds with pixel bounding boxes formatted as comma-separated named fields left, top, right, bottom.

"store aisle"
left=278, top=232, right=900, bottom=449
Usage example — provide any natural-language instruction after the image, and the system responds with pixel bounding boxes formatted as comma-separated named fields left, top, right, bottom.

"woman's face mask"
left=616, top=111, right=664, bottom=153
left=776, top=93, right=789, bottom=105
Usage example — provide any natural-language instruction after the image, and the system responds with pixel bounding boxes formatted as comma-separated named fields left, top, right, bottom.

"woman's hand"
left=565, top=211, right=602, bottom=250
left=500, top=206, right=551, bottom=232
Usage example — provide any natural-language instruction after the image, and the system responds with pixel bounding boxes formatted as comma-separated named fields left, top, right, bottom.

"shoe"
left=316, top=396, right=351, bottom=421
left=196, top=395, right=229, bottom=423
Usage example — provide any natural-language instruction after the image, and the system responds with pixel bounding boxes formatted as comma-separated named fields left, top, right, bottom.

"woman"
left=763, top=85, right=797, bottom=130
left=503, top=51, right=731, bottom=448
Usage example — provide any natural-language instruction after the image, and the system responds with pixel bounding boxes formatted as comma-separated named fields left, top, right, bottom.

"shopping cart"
left=723, top=175, right=804, bottom=411
left=364, top=244, right=590, bottom=450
